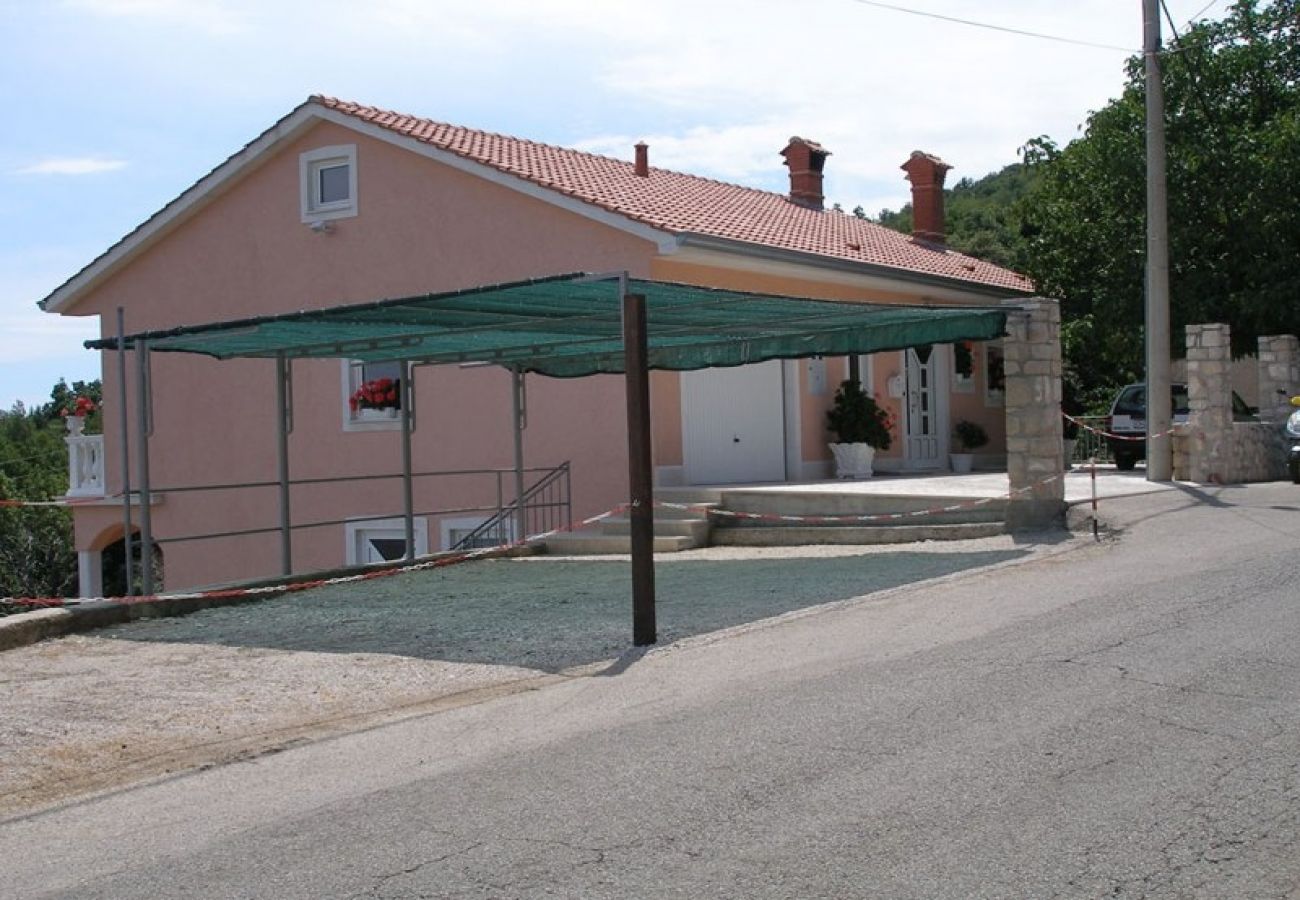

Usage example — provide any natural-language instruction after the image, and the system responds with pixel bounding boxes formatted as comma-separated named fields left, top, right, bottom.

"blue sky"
left=0, top=0, right=1225, bottom=411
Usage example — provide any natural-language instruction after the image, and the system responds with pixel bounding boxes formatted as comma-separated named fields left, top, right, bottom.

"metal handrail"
left=1067, top=415, right=1114, bottom=464
left=451, top=462, right=571, bottom=550
left=146, top=465, right=561, bottom=495
left=127, top=464, right=570, bottom=550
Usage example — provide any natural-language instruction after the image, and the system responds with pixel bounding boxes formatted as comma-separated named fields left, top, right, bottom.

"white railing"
left=66, top=433, right=105, bottom=498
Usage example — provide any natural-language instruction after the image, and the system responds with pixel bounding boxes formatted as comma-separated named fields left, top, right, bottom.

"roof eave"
left=673, top=233, right=1036, bottom=301
left=40, top=99, right=326, bottom=315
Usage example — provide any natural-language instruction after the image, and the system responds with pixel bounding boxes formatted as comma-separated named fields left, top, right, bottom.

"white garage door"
left=682, top=361, right=787, bottom=484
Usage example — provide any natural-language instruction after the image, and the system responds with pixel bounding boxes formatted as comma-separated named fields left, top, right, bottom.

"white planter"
left=950, top=452, right=974, bottom=474
left=65, top=415, right=86, bottom=436
left=829, top=442, right=876, bottom=479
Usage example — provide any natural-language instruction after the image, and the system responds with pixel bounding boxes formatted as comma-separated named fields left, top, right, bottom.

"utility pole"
left=1144, top=0, right=1172, bottom=481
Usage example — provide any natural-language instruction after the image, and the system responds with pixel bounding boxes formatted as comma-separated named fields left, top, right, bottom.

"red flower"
left=62, top=396, right=97, bottom=418
left=350, top=377, right=401, bottom=413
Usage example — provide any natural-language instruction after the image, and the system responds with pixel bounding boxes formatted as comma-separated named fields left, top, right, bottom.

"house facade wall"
left=68, top=121, right=660, bottom=589
left=649, top=257, right=1012, bottom=477
left=61, top=117, right=1021, bottom=592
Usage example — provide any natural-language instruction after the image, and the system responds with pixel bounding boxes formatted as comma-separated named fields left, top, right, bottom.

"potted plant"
left=950, top=419, right=988, bottom=473
left=60, top=395, right=98, bottom=435
left=826, top=379, right=893, bottom=479
left=349, top=377, right=401, bottom=418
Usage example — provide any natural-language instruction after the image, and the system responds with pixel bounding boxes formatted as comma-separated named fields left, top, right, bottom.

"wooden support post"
left=275, top=353, right=293, bottom=575
left=400, top=361, right=415, bottom=561
left=623, top=291, right=656, bottom=646
left=511, top=369, right=527, bottom=543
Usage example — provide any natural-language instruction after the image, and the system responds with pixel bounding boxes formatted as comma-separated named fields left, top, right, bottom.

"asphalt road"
left=5, top=482, right=1300, bottom=898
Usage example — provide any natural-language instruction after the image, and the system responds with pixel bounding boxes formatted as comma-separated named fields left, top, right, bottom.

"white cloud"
left=15, top=157, right=128, bottom=176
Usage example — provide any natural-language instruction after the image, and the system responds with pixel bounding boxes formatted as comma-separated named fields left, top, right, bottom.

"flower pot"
left=65, top=415, right=86, bottom=436
left=949, top=452, right=974, bottom=474
left=829, top=442, right=876, bottom=479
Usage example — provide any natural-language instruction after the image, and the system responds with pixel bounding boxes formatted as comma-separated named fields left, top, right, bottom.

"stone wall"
left=1002, top=298, right=1064, bottom=530
left=1180, top=323, right=1291, bottom=483
left=1257, top=334, right=1300, bottom=424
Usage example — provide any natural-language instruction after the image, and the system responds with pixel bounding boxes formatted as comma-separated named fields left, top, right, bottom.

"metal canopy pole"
left=622, top=289, right=656, bottom=646
left=134, top=340, right=154, bottom=596
left=400, top=361, right=415, bottom=561
left=116, top=308, right=135, bottom=595
left=274, top=353, right=293, bottom=575
left=511, top=369, right=527, bottom=544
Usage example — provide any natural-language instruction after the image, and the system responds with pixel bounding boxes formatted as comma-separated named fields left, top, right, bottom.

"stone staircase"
left=540, top=484, right=1007, bottom=555
left=707, top=488, right=1006, bottom=546
left=541, top=488, right=718, bottom=555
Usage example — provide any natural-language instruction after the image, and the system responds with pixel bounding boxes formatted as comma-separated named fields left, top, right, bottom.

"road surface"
left=4, top=482, right=1299, bottom=898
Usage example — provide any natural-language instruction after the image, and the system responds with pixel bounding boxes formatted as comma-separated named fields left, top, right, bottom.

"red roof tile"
left=315, top=96, right=1033, bottom=294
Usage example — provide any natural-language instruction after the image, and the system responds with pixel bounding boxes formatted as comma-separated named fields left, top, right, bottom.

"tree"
left=1019, top=0, right=1300, bottom=382
left=0, top=379, right=102, bottom=603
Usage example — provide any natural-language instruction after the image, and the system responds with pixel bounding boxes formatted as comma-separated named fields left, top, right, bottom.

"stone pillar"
left=1257, top=334, right=1299, bottom=424
left=1002, top=298, right=1065, bottom=530
left=1185, top=323, right=1233, bottom=483
left=77, top=549, right=103, bottom=599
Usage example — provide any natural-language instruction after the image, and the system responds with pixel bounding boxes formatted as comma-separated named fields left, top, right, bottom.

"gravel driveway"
left=1, top=536, right=1060, bottom=817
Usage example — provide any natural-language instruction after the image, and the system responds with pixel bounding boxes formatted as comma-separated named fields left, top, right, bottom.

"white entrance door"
left=682, top=361, right=786, bottom=484
left=903, top=347, right=948, bottom=469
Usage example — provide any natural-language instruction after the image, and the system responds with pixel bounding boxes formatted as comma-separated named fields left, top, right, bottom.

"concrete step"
left=709, top=521, right=1006, bottom=546
left=601, top=516, right=711, bottom=542
left=542, top=531, right=699, bottom=555
left=653, top=488, right=722, bottom=519
left=712, top=489, right=1005, bottom=526
left=656, top=487, right=725, bottom=505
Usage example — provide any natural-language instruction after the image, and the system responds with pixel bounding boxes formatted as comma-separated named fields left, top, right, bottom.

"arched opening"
left=99, top=531, right=165, bottom=598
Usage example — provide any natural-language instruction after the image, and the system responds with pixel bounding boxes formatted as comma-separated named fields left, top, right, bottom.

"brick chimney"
left=900, top=151, right=953, bottom=244
left=781, top=137, right=830, bottom=210
left=634, top=141, right=649, bottom=177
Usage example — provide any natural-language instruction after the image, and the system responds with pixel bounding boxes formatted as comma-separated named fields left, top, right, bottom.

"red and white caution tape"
left=1063, top=412, right=1182, bottom=443
left=0, top=495, right=121, bottom=508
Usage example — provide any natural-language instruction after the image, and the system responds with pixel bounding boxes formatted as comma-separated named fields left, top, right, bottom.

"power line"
left=1186, top=0, right=1224, bottom=24
left=847, top=0, right=1138, bottom=53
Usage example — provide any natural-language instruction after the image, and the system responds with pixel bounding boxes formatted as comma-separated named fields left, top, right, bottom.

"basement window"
left=344, top=517, right=429, bottom=566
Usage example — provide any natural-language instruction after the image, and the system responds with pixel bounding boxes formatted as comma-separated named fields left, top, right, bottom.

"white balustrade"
left=66, top=432, right=105, bottom=498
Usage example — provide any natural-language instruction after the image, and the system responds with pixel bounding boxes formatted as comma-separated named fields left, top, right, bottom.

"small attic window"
left=300, top=144, right=357, bottom=223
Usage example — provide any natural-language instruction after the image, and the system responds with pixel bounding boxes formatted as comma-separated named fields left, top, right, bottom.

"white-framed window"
left=300, top=144, right=357, bottom=222
left=984, top=341, right=1006, bottom=407
left=855, top=353, right=876, bottom=395
left=342, top=359, right=405, bottom=432
left=345, top=516, right=429, bottom=566
left=952, top=341, right=976, bottom=394
left=440, top=515, right=516, bottom=552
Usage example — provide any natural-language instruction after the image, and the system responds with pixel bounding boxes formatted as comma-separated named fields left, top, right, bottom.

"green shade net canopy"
left=88, top=274, right=1010, bottom=375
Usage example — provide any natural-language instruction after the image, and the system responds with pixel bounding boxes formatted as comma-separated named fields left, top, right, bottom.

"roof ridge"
left=312, top=94, right=858, bottom=212
left=311, top=95, right=1031, bottom=293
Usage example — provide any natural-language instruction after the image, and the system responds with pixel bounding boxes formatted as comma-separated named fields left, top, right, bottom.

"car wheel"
left=1115, top=451, right=1138, bottom=471
left=1290, top=460, right=1300, bottom=485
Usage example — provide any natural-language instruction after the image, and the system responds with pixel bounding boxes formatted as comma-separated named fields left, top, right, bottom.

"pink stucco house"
left=42, top=95, right=1033, bottom=595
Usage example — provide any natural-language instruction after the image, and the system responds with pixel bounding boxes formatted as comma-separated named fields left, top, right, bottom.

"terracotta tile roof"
left=315, top=96, right=1033, bottom=295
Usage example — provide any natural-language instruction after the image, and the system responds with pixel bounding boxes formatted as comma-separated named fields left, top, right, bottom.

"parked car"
left=1105, top=382, right=1256, bottom=470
